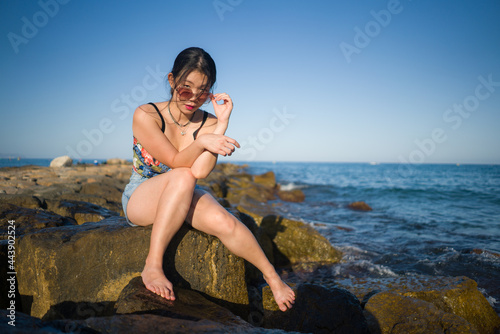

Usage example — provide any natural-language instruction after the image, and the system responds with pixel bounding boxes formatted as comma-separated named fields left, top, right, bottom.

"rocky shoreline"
left=1, top=160, right=499, bottom=333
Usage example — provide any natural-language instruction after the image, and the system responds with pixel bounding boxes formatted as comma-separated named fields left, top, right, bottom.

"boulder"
left=261, top=283, right=369, bottom=334
left=225, top=175, right=276, bottom=204
left=347, top=201, right=372, bottom=211
left=259, top=215, right=343, bottom=267
left=115, top=276, right=252, bottom=329
left=50, top=155, right=73, bottom=168
left=364, top=291, right=478, bottom=334
left=235, top=195, right=277, bottom=225
left=16, top=217, right=249, bottom=319
left=334, top=276, right=500, bottom=334
left=253, top=171, right=277, bottom=188
left=277, top=189, right=305, bottom=202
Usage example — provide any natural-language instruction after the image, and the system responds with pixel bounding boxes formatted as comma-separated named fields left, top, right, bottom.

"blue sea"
left=0, top=158, right=105, bottom=168
left=2, top=159, right=499, bottom=313
left=242, top=161, right=500, bottom=314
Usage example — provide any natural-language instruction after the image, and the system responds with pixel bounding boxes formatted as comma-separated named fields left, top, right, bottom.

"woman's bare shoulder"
left=203, top=111, right=218, bottom=126
left=133, top=103, right=167, bottom=132
left=134, top=102, right=165, bottom=120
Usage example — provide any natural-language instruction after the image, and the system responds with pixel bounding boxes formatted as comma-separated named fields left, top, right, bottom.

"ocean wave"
left=279, top=182, right=307, bottom=191
left=331, top=260, right=398, bottom=278
left=479, top=288, right=498, bottom=308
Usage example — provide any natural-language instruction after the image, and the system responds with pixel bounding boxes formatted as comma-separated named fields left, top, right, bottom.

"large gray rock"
left=260, top=215, right=343, bottom=267
left=16, top=217, right=249, bottom=319
left=334, top=276, right=500, bottom=334
left=50, top=155, right=73, bottom=168
left=364, top=291, right=478, bottom=334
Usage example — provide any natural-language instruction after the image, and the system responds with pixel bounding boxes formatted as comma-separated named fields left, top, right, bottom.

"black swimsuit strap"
left=193, top=111, right=209, bottom=139
left=148, top=102, right=165, bottom=133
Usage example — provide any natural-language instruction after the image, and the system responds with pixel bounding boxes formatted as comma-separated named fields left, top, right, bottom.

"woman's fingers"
left=225, top=136, right=240, bottom=148
left=218, top=136, right=239, bottom=156
left=198, top=133, right=239, bottom=155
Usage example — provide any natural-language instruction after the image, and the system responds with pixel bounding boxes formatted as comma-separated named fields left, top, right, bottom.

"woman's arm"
left=190, top=93, right=239, bottom=179
left=190, top=120, right=231, bottom=178
left=132, top=104, right=204, bottom=169
left=133, top=104, right=237, bottom=169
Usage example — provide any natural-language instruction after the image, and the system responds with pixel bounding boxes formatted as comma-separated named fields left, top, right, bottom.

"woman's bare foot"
left=264, top=274, right=296, bottom=311
left=141, top=265, right=175, bottom=300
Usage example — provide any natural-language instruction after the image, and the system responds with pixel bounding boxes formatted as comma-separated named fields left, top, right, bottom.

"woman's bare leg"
left=186, top=189, right=296, bottom=311
left=126, top=168, right=196, bottom=300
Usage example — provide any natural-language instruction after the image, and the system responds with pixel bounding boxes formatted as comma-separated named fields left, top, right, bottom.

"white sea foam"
left=356, top=260, right=398, bottom=277
left=330, top=260, right=398, bottom=278
left=279, top=182, right=306, bottom=191
left=479, top=288, right=498, bottom=308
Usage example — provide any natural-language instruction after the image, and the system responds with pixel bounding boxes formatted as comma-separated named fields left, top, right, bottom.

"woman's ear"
left=167, top=73, right=175, bottom=88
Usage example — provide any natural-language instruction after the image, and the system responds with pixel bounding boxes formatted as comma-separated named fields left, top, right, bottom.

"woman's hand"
left=211, top=93, right=233, bottom=125
left=197, top=133, right=240, bottom=156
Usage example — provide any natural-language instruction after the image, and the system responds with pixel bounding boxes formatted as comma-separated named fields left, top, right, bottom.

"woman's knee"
left=169, top=167, right=196, bottom=190
left=211, top=210, right=237, bottom=237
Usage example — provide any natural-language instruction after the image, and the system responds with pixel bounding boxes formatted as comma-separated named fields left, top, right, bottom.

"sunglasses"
left=176, top=86, right=212, bottom=104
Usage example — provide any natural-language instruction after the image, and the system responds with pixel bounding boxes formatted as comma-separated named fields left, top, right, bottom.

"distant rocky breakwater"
left=0, top=158, right=499, bottom=333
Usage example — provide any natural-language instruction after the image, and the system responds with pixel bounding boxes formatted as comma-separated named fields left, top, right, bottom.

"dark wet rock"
left=260, top=214, right=343, bottom=266
left=0, top=203, right=76, bottom=240
left=42, top=300, right=116, bottom=321
left=0, top=193, right=44, bottom=209
left=7, top=304, right=284, bottom=334
left=469, top=248, right=500, bottom=258
left=58, top=193, right=123, bottom=215
left=261, top=283, right=369, bottom=334
left=115, top=276, right=252, bottom=328
left=45, top=199, right=119, bottom=224
left=364, top=291, right=478, bottom=334
left=80, top=181, right=123, bottom=203
left=347, top=201, right=373, bottom=211
left=78, top=312, right=296, bottom=334
left=0, top=309, right=98, bottom=334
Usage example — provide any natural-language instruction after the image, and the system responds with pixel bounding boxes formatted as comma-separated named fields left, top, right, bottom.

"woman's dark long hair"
left=169, top=47, right=217, bottom=96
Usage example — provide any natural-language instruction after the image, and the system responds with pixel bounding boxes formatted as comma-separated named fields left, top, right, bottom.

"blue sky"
left=1, top=0, right=499, bottom=164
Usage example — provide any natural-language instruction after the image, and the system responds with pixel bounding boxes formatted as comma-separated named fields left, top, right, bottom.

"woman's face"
left=169, top=70, right=211, bottom=114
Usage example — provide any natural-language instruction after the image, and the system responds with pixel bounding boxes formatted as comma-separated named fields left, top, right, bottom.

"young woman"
left=121, top=47, right=295, bottom=312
